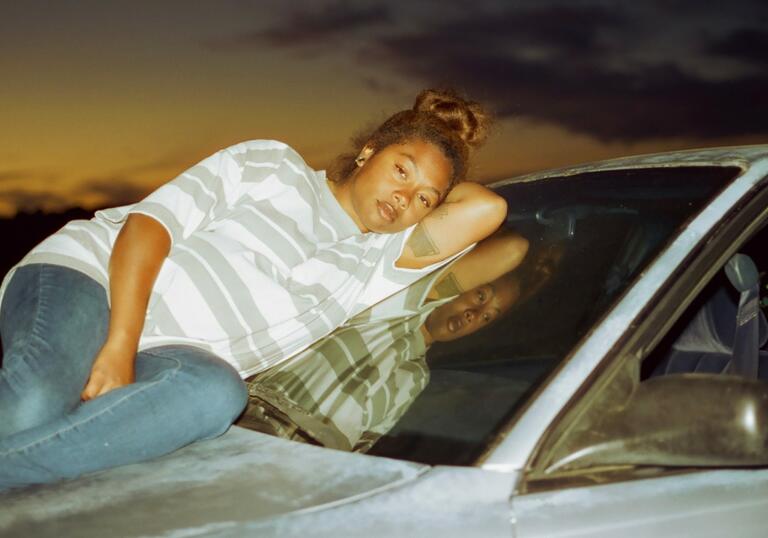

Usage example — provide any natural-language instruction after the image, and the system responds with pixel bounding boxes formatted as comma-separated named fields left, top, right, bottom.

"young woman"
left=0, top=89, right=506, bottom=489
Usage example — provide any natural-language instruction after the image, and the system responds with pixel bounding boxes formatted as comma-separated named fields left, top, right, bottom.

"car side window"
left=523, top=220, right=768, bottom=491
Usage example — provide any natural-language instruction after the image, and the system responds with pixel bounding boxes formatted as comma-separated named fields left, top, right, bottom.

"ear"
left=355, top=145, right=375, bottom=167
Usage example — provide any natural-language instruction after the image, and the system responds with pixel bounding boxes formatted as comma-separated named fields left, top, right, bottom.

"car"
left=2, top=145, right=768, bottom=537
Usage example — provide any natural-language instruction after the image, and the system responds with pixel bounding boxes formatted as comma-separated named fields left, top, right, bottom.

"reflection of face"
left=347, top=140, right=452, bottom=233
left=424, top=276, right=519, bottom=342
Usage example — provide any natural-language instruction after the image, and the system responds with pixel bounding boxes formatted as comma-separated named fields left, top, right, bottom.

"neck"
left=326, top=177, right=367, bottom=233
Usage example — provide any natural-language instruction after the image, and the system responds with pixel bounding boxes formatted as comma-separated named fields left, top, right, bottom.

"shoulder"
left=224, top=140, right=312, bottom=171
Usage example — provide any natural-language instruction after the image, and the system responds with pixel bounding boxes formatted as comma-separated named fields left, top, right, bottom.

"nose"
left=393, top=190, right=410, bottom=210
left=463, top=308, right=476, bottom=323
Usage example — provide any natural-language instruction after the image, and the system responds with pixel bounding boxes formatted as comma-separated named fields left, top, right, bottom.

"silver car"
left=3, top=146, right=768, bottom=537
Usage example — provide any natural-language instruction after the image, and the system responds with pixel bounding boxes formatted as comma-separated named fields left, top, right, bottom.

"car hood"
left=0, top=426, right=428, bottom=537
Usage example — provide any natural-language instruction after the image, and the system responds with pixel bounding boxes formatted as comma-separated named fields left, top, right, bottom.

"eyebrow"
left=487, top=284, right=502, bottom=311
left=399, top=152, right=444, bottom=200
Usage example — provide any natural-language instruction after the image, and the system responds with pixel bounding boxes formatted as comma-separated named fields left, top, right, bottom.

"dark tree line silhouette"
left=0, top=208, right=96, bottom=366
left=0, top=208, right=94, bottom=281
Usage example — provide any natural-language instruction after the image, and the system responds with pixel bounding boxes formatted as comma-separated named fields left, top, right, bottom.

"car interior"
left=642, top=222, right=768, bottom=381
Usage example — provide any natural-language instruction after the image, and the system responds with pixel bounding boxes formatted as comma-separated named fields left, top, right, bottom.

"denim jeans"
left=0, top=264, right=248, bottom=490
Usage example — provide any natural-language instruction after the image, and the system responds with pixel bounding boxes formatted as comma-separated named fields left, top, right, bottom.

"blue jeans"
left=0, top=264, right=248, bottom=490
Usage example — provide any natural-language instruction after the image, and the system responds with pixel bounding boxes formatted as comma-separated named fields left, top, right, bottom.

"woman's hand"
left=81, top=342, right=136, bottom=401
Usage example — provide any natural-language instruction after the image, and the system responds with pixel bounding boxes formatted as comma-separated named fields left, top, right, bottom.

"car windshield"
left=244, top=165, right=738, bottom=466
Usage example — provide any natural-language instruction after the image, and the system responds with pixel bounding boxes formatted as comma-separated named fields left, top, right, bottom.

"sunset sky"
left=2, top=0, right=767, bottom=217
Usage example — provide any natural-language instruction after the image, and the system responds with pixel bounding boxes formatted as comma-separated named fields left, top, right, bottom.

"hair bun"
left=413, top=88, right=490, bottom=149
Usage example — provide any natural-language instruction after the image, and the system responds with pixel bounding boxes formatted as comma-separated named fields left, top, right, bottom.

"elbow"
left=485, top=191, right=507, bottom=231
left=508, top=235, right=529, bottom=269
left=119, top=214, right=172, bottom=260
left=465, top=189, right=507, bottom=242
left=492, top=230, right=530, bottom=272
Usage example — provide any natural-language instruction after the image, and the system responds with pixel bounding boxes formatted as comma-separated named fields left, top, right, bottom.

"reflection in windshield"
left=240, top=166, right=737, bottom=465
left=239, top=229, right=529, bottom=451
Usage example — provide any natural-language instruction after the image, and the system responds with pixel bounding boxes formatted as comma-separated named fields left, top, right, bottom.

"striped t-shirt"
left=0, top=140, right=447, bottom=377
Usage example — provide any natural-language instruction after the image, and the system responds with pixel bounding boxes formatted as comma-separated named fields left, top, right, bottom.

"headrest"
left=726, top=253, right=759, bottom=293
left=673, top=286, right=767, bottom=353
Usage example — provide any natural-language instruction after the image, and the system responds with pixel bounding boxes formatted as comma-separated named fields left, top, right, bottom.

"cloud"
left=661, top=0, right=767, bottom=16
left=0, top=150, right=187, bottom=216
left=225, top=2, right=766, bottom=141
left=0, top=169, right=54, bottom=183
left=205, top=2, right=390, bottom=50
left=0, top=189, right=69, bottom=214
left=0, top=171, right=27, bottom=182
left=708, top=28, right=768, bottom=66
left=432, top=4, right=629, bottom=56
left=367, top=5, right=768, bottom=141
left=0, top=175, right=150, bottom=217
left=74, top=176, right=152, bottom=206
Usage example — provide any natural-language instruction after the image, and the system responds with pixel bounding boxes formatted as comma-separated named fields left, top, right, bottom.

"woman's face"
left=347, top=139, right=452, bottom=233
left=423, top=280, right=508, bottom=342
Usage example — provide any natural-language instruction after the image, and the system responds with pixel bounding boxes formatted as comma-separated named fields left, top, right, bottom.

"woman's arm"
left=396, top=181, right=507, bottom=269
left=80, top=213, right=171, bottom=401
left=428, top=228, right=529, bottom=300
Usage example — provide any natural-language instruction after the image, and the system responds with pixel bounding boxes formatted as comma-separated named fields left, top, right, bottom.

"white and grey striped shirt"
left=2, top=140, right=449, bottom=377
left=248, top=267, right=454, bottom=451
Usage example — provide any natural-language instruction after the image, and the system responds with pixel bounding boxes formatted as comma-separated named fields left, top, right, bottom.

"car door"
left=512, top=468, right=768, bottom=537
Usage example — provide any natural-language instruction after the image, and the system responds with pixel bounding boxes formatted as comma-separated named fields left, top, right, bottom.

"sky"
left=1, top=0, right=767, bottom=217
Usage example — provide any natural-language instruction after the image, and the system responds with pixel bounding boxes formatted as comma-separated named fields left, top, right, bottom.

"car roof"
left=493, top=144, right=768, bottom=187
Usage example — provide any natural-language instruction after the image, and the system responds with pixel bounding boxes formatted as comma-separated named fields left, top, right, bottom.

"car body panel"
left=503, top=145, right=768, bottom=185
left=0, top=426, right=518, bottom=537
left=513, top=469, right=768, bottom=537
left=235, top=465, right=518, bottom=538
left=0, top=427, right=428, bottom=537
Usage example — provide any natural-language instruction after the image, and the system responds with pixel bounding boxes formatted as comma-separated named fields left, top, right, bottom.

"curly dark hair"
left=328, top=88, right=492, bottom=190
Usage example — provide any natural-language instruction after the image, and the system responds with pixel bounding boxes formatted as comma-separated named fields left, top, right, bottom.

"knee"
left=179, top=358, right=248, bottom=439
left=0, top=384, right=71, bottom=437
left=205, top=364, right=249, bottom=426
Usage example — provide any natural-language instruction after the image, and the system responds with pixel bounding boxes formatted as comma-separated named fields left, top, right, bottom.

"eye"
left=418, top=193, right=432, bottom=208
left=476, top=289, right=486, bottom=303
left=395, top=164, right=407, bottom=180
left=482, top=313, right=492, bottom=323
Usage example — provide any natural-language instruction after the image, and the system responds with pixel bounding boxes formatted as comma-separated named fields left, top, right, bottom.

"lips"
left=447, top=315, right=463, bottom=333
left=377, top=200, right=396, bottom=223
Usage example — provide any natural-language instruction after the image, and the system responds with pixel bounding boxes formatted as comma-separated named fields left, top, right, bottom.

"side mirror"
left=546, top=374, right=768, bottom=472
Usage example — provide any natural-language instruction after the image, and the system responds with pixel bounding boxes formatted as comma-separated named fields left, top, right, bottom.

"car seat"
left=651, top=280, right=768, bottom=380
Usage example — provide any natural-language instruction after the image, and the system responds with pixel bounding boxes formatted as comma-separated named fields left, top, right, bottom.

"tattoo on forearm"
left=434, top=272, right=463, bottom=298
left=434, top=206, right=449, bottom=220
left=410, top=224, right=439, bottom=257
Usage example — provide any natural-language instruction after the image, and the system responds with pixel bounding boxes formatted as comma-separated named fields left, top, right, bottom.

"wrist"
left=102, top=331, right=140, bottom=354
